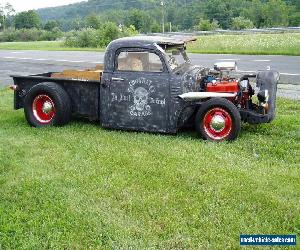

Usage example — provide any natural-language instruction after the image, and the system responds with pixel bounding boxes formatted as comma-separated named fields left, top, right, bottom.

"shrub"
left=17, top=28, right=42, bottom=41
left=99, top=22, right=120, bottom=47
left=44, top=20, right=60, bottom=31
left=65, top=28, right=99, bottom=47
left=196, top=19, right=219, bottom=31
left=150, top=22, right=161, bottom=33
left=231, top=17, right=255, bottom=30
left=64, top=22, right=137, bottom=48
left=40, top=27, right=64, bottom=41
left=121, top=25, right=138, bottom=37
left=0, top=28, right=17, bottom=42
left=0, top=28, right=64, bottom=42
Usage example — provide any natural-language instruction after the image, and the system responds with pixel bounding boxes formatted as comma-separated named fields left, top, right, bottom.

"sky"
left=0, top=0, right=87, bottom=12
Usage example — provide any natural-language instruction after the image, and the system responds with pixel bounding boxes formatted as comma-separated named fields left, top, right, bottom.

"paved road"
left=0, top=50, right=299, bottom=99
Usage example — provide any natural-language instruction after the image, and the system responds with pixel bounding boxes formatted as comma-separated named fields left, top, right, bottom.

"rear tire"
left=195, top=98, right=241, bottom=142
left=24, top=82, right=71, bottom=127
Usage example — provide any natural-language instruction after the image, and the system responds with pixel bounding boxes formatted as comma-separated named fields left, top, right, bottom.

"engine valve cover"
left=206, top=81, right=239, bottom=93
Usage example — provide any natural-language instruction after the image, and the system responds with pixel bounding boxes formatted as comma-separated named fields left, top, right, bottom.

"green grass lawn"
left=188, top=33, right=300, bottom=56
left=0, top=33, right=299, bottom=55
left=0, top=88, right=299, bottom=249
left=0, top=41, right=105, bottom=52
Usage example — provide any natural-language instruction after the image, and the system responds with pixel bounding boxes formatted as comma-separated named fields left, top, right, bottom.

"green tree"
left=203, top=0, right=234, bottom=29
left=150, top=22, right=161, bottom=33
left=25, top=0, right=300, bottom=31
left=125, top=9, right=143, bottom=31
left=289, top=11, right=300, bottom=26
left=231, top=16, right=255, bottom=30
left=244, top=0, right=290, bottom=28
left=71, top=17, right=84, bottom=30
left=125, top=9, right=152, bottom=33
left=264, top=0, right=289, bottom=27
left=44, top=20, right=60, bottom=31
left=243, top=0, right=266, bottom=28
left=14, top=10, right=41, bottom=29
left=100, top=22, right=120, bottom=46
left=85, top=13, right=101, bottom=29
left=288, top=0, right=300, bottom=25
left=0, top=2, right=15, bottom=30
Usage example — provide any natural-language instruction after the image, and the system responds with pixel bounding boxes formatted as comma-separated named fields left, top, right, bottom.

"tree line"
left=0, top=4, right=138, bottom=46
left=36, top=0, right=299, bottom=31
left=1, top=0, right=299, bottom=32
left=0, top=0, right=299, bottom=46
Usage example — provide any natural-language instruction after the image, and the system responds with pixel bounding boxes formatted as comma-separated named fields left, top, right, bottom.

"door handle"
left=112, top=77, right=125, bottom=81
left=101, top=79, right=110, bottom=88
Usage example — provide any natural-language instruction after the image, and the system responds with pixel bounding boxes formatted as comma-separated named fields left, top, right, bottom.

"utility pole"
left=2, top=15, right=5, bottom=31
left=0, top=5, right=4, bottom=31
left=161, top=1, right=165, bottom=33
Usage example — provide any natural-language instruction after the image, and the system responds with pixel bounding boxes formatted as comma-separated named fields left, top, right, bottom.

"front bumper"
left=239, top=109, right=269, bottom=124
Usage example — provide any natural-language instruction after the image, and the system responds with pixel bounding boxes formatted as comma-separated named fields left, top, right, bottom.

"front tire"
left=24, top=82, right=71, bottom=127
left=195, top=98, right=241, bottom=141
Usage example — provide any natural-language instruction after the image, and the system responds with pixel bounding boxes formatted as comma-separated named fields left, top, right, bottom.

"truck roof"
left=110, top=35, right=197, bottom=47
left=104, top=35, right=197, bottom=71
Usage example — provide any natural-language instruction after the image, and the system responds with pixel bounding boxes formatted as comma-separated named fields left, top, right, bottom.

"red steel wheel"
left=203, top=107, right=232, bottom=141
left=195, top=98, right=241, bottom=141
left=32, top=94, right=56, bottom=124
left=24, top=82, right=71, bottom=127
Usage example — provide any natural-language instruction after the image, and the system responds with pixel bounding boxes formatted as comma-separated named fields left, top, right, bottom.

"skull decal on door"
left=129, top=78, right=154, bottom=117
left=133, top=87, right=150, bottom=112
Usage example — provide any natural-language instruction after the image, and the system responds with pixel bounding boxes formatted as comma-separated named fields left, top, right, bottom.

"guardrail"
left=151, top=27, right=300, bottom=36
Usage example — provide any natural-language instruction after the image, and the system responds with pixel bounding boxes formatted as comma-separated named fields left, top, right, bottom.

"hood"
left=177, top=64, right=205, bottom=93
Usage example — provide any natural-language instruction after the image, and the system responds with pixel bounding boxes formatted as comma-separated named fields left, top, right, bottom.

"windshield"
left=166, top=47, right=190, bottom=70
left=155, top=44, right=191, bottom=71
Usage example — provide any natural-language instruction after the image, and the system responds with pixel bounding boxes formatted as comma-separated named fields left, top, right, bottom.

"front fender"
left=256, top=70, right=279, bottom=122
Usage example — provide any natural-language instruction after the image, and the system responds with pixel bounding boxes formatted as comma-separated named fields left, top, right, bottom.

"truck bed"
left=51, top=64, right=103, bottom=81
left=12, top=71, right=101, bottom=121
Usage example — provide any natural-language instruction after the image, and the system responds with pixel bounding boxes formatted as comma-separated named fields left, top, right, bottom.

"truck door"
left=104, top=49, right=169, bottom=132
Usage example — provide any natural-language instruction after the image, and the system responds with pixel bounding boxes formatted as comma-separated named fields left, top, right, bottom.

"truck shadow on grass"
left=69, top=117, right=268, bottom=142
left=4, top=111, right=273, bottom=144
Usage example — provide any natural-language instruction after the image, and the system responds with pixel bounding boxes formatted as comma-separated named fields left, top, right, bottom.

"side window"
left=117, top=51, right=164, bottom=72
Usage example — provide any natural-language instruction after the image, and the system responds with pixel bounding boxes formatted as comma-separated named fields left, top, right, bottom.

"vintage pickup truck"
left=11, top=36, right=279, bottom=141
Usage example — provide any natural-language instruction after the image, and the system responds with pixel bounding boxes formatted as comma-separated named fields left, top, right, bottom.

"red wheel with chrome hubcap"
left=32, top=95, right=56, bottom=124
left=24, top=82, right=71, bottom=127
left=195, top=98, right=241, bottom=141
left=203, top=108, right=233, bottom=141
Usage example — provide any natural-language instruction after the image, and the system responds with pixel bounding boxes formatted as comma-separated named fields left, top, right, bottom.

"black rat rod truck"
left=11, top=36, right=279, bottom=142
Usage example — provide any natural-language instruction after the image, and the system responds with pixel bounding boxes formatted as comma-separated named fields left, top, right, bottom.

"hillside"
left=36, top=0, right=300, bottom=31
left=37, top=0, right=160, bottom=21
